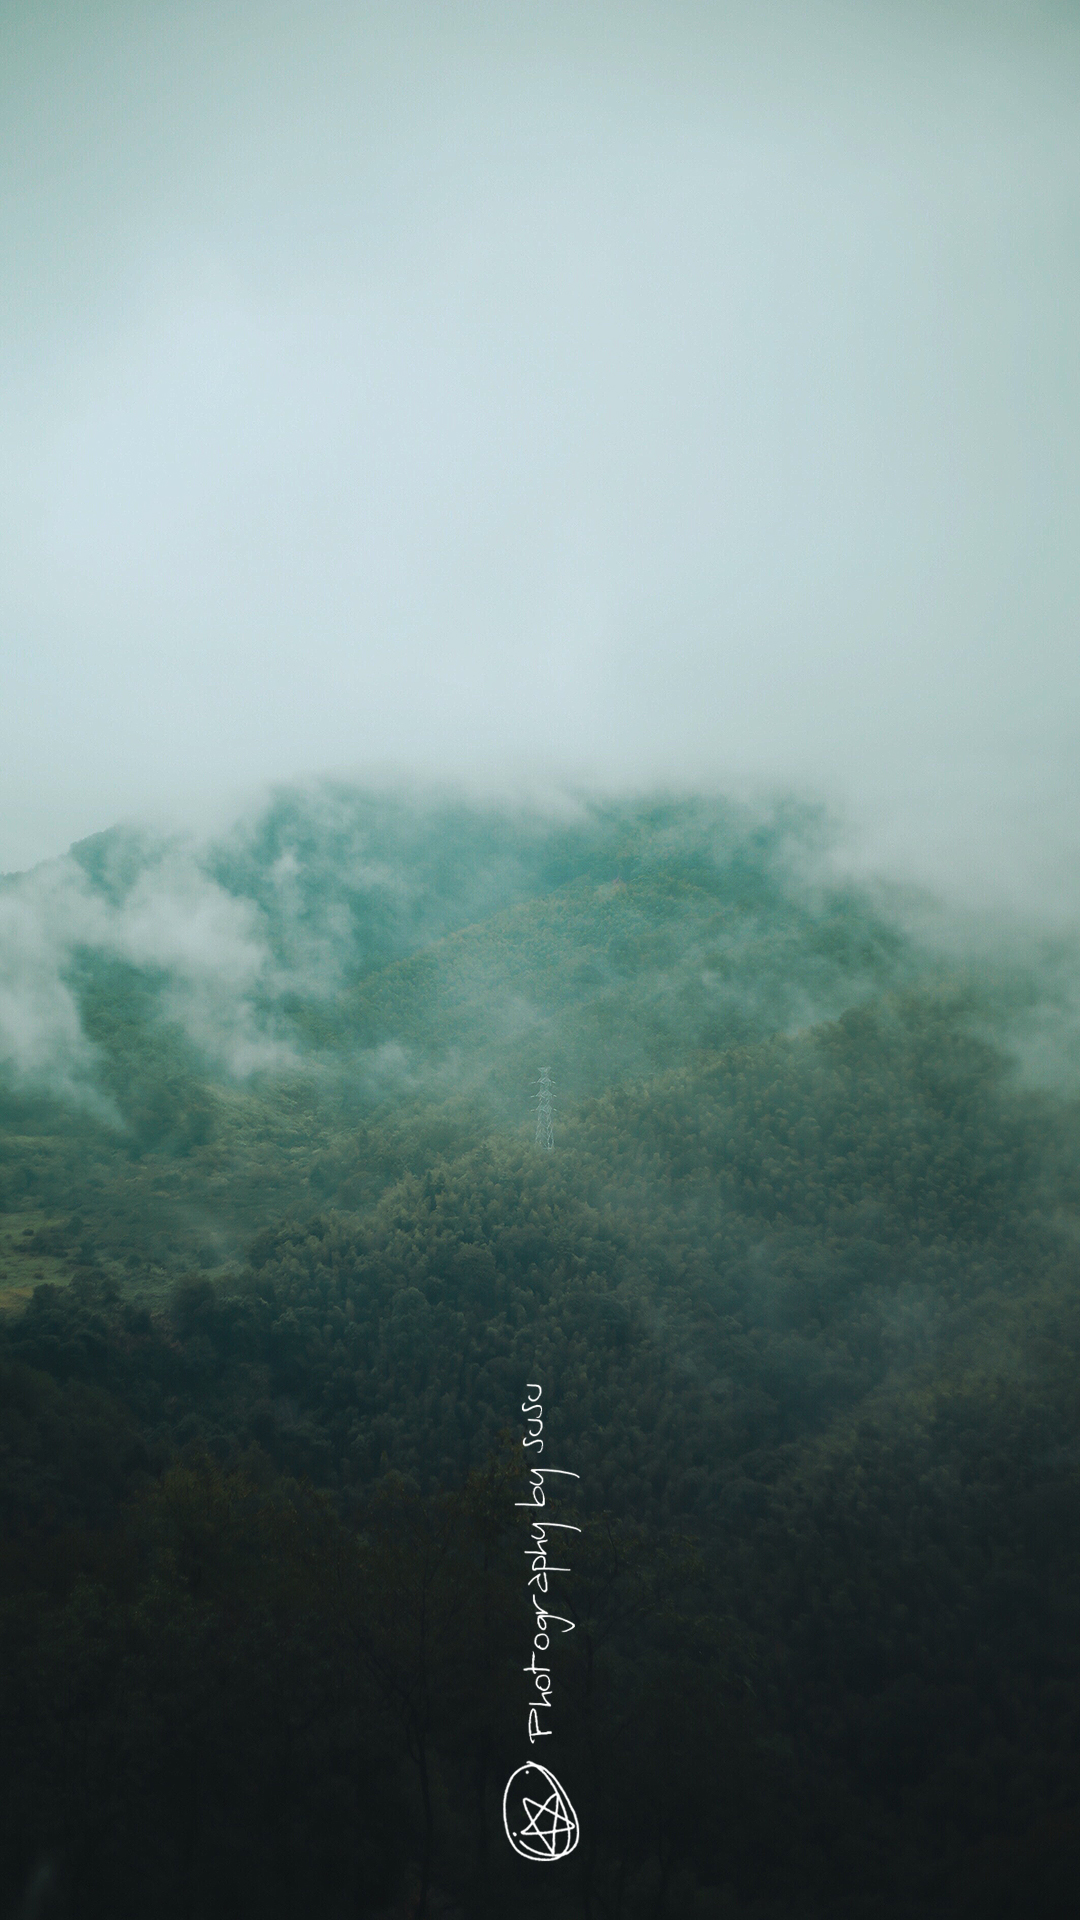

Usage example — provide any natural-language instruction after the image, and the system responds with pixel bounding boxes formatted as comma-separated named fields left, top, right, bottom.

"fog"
left=2, top=1, right=1078, bottom=914
left=0, top=836, right=297, bottom=1103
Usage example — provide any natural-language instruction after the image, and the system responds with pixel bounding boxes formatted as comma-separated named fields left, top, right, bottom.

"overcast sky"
left=2, top=1, right=1078, bottom=911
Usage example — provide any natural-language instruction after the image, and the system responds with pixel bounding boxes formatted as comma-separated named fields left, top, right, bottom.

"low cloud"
left=0, top=842, right=293, bottom=1105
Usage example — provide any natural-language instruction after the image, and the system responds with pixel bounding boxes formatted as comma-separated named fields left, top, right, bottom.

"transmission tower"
left=534, top=1066, right=554, bottom=1152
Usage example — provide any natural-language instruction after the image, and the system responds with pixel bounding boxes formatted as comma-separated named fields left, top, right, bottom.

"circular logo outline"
left=502, top=1762, right=580, bottom=1862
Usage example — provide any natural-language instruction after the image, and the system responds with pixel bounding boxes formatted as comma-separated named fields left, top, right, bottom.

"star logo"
left=502, top=1762, right=580, bottom=1861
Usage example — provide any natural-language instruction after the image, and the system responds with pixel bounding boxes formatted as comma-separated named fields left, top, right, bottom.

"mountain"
left=2, top=789, right=1079, bottom=1919
left=0, top=788, right=911, bottom=1290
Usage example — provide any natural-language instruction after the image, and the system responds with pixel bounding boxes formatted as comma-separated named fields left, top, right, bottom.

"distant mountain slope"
left=4, top=783, right=1064, bottom=1299
left=332, top=864, right=910, bottom=1111
left=0, top=788, right=923, bottom=1282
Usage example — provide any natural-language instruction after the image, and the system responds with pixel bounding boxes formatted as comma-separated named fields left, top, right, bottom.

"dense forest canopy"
left=2, top=788, right=1079, bottom=1918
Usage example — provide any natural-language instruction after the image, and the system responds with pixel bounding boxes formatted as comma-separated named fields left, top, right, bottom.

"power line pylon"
left=535, top=1066, right=554, bottom=1152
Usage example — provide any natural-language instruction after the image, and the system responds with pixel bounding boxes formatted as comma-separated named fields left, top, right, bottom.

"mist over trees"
left=2, top=790, right=1080, bottom=1918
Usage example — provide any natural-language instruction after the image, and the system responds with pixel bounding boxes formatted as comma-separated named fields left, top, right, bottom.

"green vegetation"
left=1, top=792, right=1079, bottom=1916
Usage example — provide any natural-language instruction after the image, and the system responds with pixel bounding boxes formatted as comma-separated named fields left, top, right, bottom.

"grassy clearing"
left=0, top=1211, right=75, bottom=1314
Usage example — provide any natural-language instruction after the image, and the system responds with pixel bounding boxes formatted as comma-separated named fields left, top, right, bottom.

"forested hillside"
left=2, top=792, right=1079, bottom=1918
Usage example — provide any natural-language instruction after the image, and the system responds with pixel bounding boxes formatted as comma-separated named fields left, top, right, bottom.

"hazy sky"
left=3, top=1, right=1079, bottom=910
